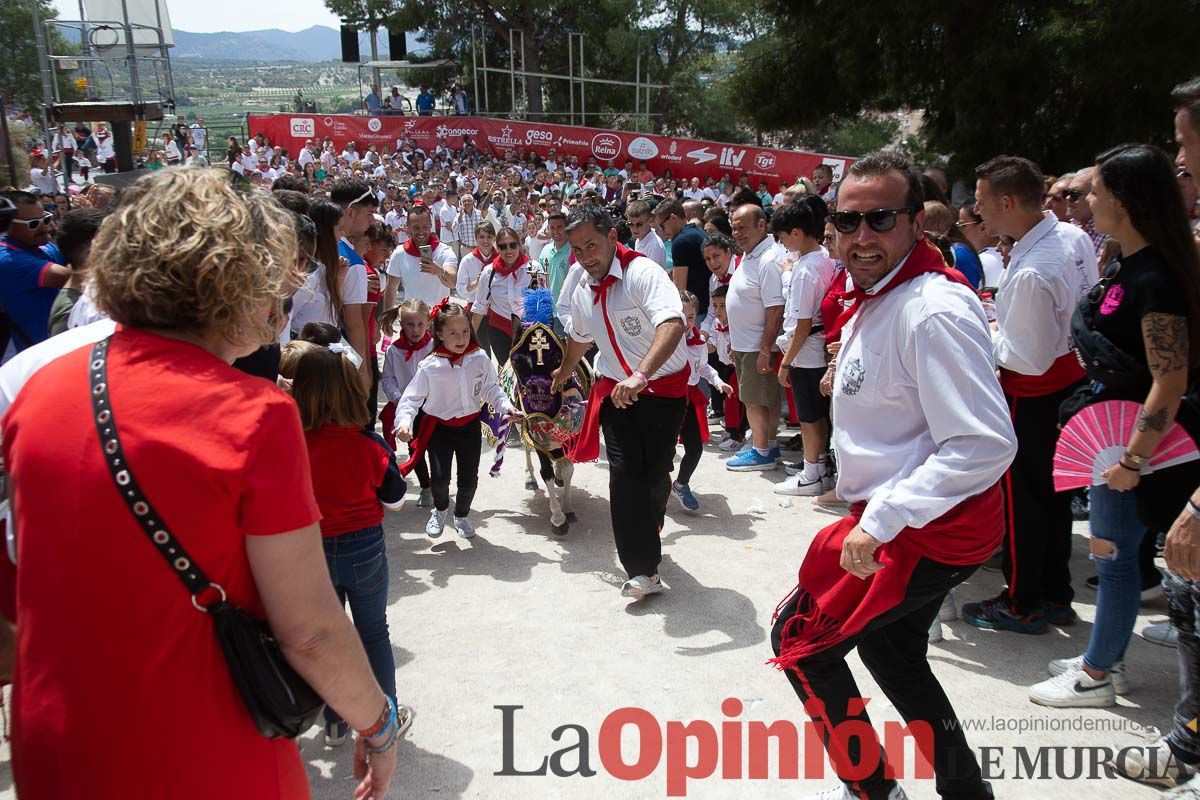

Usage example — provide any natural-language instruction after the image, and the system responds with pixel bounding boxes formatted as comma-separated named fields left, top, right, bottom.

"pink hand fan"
left=1053, top=400, right=1199, bottom=491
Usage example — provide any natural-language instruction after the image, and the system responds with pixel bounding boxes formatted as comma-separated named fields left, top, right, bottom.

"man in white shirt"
left=963, top=155, right=1088, bottom=635
left=682, top=178, right=705, bottom=202
left=625, top=200, right=666, bottom=267
left=189, top=118, right=207, bottom=153
left=551, top=205, right=688, bottom=600
left=724, top=204, right=785, bottom=471
left=438, top=188, right=460, bottom=256
left=770, top=151, right=1015, bottom=800
left=384, top=204, right=458, bottom=310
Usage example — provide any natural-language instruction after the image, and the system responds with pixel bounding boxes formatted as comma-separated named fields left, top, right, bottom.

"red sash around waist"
left=770, top=482, right=1003, bottom=670
left=487, top=308, right=514, bottom=339
left=1000, top=352, right=1085, bottom=398
left=398, top=412, right=479, bottom=476
left=685, top=384, right=711, bottom=445
left=569, top=367, right=690, bottom=463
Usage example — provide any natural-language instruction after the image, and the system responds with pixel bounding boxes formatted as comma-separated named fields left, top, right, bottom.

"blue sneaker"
left=672, top=482, right=700, bottom=512
left=768, top=446, right=782, bottom=463
left=725, top=448, right=778, bottom=472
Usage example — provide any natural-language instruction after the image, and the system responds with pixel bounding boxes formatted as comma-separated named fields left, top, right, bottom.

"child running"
left=672, top=291, right=733, bottom=512
left=395, top=300, right=519, bottom=539
left=379, top=298, right=436, bottom=508
left=291, top=344, right=412, bottom=748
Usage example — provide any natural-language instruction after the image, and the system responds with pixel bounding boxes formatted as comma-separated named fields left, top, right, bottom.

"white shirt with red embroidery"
left=568, top=252, right=688, bottom=382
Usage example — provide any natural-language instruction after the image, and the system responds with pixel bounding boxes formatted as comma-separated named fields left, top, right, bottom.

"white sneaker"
left=938, top=590, right=959, bottom=622
left=426, top=508, right=447, bottom=538
left=718, top=437, right=743, bottom=452
left=800, top=783, right=908, bottom=799
left=1048, top=654, right=1130, bottom=695
left=928, top=618, right=944, bottom=643
left=1113, top=736, right=1194, bottom=787
left=1028, top=664, right=1116, bottom=708
left=621, top=574, right=665, bottom=598
left=774, top=473, right=828, bottom=496
left=453, top=515, right=475, bottom=539
left=1144, top=621, right=1180, bottom=647
left=1164, top=773, right=1200, bottom=798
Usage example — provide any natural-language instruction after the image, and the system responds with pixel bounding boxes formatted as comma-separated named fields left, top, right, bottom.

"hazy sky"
left=51, top=0, right=342, bottom=34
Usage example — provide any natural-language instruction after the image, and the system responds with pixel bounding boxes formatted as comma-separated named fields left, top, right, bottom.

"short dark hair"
left=771, top=195, right=828, bottom=240
left=1173, top=76, right=1200, bottom=135
left=294, top=213, right=317, bottom=250
left=728, top=188, right=761, bottom=209
left=710, top=284, right=729, bottom=299
left=702, top=231, right=735, bottom=253
left=271, top=173, right=309, bottom=194
left=271, top=189, right=310, bottom=216
left=56, top=208, right=106, bottom=267
left=330, top=178, right=376, bottom=209
left=625, top=199, right=651, bottom=218
left=813, top=164, right=833, bottom=178
left=974, top=155, right=1044, bottom=209
left=565, top=204, right=614, bottom=236
left=654, top=198, right=684, bottom=221
left=408, top=203, right=432, bottom=220
left=547, top=211, right=566, bottom=222
left=846, top=150, right=924, bottom=209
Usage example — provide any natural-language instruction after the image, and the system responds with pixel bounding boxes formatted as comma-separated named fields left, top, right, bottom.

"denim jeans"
left=1083, top=484, right=1147, bottom=672
left=322, top=524, right=396, bottom=725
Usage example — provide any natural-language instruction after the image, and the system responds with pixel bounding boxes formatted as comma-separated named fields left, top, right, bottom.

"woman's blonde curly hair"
left=89, top=167, right=300, bottom=346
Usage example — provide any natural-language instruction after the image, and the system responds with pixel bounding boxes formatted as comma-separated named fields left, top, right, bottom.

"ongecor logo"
left=290, top=118, right=315, bottom=137
left=592, top=133, right=621, bottom=160
left=754, top=152, right=776, bottom=170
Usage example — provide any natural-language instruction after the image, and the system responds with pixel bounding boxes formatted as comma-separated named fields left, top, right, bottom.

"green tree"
left=730, top=0, right=1200, bottom=173
left=0, top=0, right=82, bottom=115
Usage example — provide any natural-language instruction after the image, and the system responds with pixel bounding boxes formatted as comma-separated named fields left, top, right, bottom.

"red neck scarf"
left=491, top=250, right=530, bottom=278
left=714, top=320, right=729, bottom=333
left=471, top=247, right=494, bottom=264
left=587, top=243, right=641, bottom=305
left=824, top=241, right=970, bottom=343
left=402, top=234, right=441, bottom=258
left=716, top=256, right=737, bottom=285
left=432, top=342, right=479, bottom=367
left=686, top=326, right=704, bottom=346
left=393, top=331, right=432, bottom=361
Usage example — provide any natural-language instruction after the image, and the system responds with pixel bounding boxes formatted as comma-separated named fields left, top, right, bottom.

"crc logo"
left=289, top=118, right=315, bottom=138
left=627, top=136, right=659, bottom=160
left=591, top=133, right=621, bottom=160
left=526, top=129, right=555, bottom=144
left=367, top=118, right=382, bottom=132
left=754, top=152, right=776, bottom=170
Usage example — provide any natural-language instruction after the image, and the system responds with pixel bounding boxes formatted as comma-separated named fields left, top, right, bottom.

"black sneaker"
left=962, top=594, right=1049, bottom=634
left=1045, top=602, right=1077, bottom=626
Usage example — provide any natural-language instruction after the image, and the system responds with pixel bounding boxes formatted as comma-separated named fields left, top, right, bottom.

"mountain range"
left=171, top=25, right=425, bottom=62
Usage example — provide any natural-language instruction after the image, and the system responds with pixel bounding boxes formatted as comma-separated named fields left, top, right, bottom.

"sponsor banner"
left=247, top=114, right=854, bottom=192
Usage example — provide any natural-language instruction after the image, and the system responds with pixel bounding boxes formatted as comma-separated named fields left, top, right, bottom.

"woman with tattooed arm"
left=1028, top=144, right=1200, bottom=712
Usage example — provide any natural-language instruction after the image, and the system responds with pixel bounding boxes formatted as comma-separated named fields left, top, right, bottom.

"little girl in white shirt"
left=380, top=298, right=435, bottom=508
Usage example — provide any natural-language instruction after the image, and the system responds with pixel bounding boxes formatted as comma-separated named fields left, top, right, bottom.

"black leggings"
left=488, top=319, right=514, bottom=368
left=426, top=417, right=482, bottom=516
left=677, top=402, right=703, bottom=486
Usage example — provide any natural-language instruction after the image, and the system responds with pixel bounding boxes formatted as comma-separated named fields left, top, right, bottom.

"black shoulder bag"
left=88, top=336, right=324, bottom=738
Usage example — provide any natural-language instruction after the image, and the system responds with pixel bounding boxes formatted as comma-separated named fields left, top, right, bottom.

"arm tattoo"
left=1138, top=406, right=1169, bottom=432
left=1143, top=313, right=1189, bottom=377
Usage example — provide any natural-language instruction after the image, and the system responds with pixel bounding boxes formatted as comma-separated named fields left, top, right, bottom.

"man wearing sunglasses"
left=1066, top=167, right=1110, bottom=261
left=770, top=152, right=1014, bottom=800
left=0, top=192, right=71, bottom=357
left=962, top=156, right=1092, bottom=637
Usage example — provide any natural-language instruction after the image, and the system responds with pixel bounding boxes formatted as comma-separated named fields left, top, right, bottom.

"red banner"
left=246, top=113, right=853, bottom=192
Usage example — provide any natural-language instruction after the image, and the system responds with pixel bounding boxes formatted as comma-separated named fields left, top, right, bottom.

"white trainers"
left=1048, top=654, right=1130, bottom=695
left=1113, top=736, right=1194, bottom=787
left=621, top=574, right=665, bottom=599
left=718, top=437, right=743, bottom=452
left=938, top=589, right=959, bottom=622
left=774, top=473, right=827, bottom=496
left=1028, top=664, right=1116, bottom=708
left=1144, top=621, right=1180, bottom=647
left=800, top=783, right=908, bottom=799
left=426, top=508, right=447, bottom=538
left=453, top=515, right=476, bottom=539
left=1164, top=773, right=1200, bottom=798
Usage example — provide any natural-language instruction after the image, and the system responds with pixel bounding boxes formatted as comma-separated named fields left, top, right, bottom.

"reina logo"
left=290, top=118, right=315, bottom=138
left=754, top=152, right=776, bottom=170
left=591, top=133, right=621, bottom=161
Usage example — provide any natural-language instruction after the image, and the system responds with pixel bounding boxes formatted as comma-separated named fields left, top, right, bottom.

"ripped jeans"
left=1083, top=484, right=1148, bottom=672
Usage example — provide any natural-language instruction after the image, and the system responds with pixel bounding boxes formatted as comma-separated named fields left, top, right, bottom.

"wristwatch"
left=1123, top=450, right=1149, bottom=467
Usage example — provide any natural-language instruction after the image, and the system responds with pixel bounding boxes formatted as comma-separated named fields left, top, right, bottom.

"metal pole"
left=579, top=35, right=585, bottom=124
left=635, top=43, right=640, bottom=131
left=30, top=0, right=59, bottom=190
left=509, top=29, right=517, bottom=118
left=151, top=0, right=174, bottom=109
left=567, top=32, right=574, bottom=126
left=119, top=0, right=142, bottom=109
left=472, top=26, right=480, bottom=116
left=0, top=94, right=16, bottom=186
left=482, top=31, right=489, bottom=114
left=369, top=22, right=380, bottom=100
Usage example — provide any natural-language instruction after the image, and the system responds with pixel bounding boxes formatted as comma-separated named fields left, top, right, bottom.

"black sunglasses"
left=1062, top=189, right=1084, bottom=201
left=1087, top=259, right=1123, bottom=304
left=497, top=241, right=520, bottom=251
left=830, top=207, right=918, bottom=235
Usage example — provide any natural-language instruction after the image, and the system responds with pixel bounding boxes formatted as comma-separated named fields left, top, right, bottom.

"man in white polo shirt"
left=725, top=203, right=785, bottom=471
left=384, top=204, right=458, bottom=310
left=552, top=205, right=689, bottom=600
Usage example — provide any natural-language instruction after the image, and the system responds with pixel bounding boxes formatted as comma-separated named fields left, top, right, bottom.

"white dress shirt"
left=979, top=247, right=1004, bottom=290
left=635, top=230, right=667, bottom=268
left=834, top=266, right=1017, bottom=542
left=725, top=236, right=785, bottom=353
left=380, top=338, right=434, bottom=403
left=556, top=262, right=586, bottom=336
left=438, top=205, right=459, bottom=243
left=395, top=348, right=514, bottom=429
left=993, top=212, right=1086, bottom=375
left=386, top=241, right=459, bottom=309
left=473, top=262, right=529, bottom=320
left=710, top=323, right=734, bottom=366
left=779, top=249, right=836, bottom=369
left=569, top=252, right=688, bottom=382
left=456, top=248, right=494, bottom=300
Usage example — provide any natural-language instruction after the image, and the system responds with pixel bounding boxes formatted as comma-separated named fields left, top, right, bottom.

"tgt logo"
left=754, top=152, right=776, bottom=170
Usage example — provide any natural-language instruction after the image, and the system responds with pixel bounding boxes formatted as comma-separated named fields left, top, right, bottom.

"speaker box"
left=341, top=25, right=360, bottom=63
left=387, top=30, right=407, bottom=60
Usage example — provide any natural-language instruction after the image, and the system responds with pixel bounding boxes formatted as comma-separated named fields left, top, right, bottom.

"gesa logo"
left=495, top=700, right=933, bottom=797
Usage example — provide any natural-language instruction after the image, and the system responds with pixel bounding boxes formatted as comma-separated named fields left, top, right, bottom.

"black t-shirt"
left=673, top=223, right=709, bottom=315
left=1089, top=245, right=1200, bottom=441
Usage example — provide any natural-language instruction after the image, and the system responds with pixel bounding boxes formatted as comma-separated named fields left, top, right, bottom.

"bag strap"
left=88, top=336, right=225, bottom=609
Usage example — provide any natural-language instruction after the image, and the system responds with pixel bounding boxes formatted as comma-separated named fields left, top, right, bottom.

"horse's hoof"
left=525, top=479, right=538, bottom=491
left=552, top=521, right=569, bottom=537
left=566, top=512, right=578, bottom=523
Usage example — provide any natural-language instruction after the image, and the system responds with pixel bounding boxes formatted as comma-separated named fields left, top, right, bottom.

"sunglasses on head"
left=829, top=207, right=918, bottom=235
left=9, top=214, right=54, bottom=231
left=497, top=241, right=520, bottom=251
